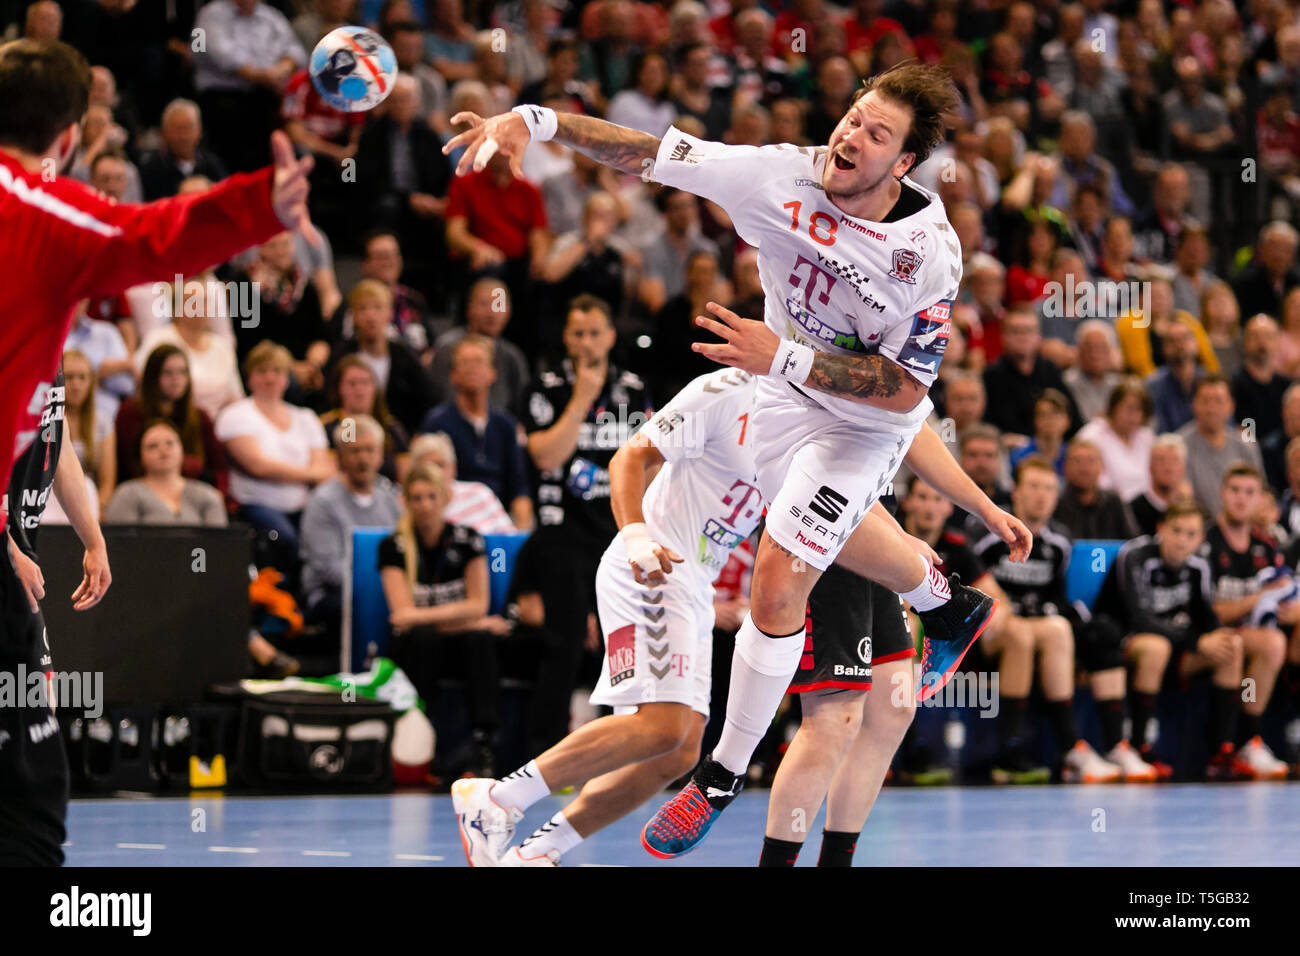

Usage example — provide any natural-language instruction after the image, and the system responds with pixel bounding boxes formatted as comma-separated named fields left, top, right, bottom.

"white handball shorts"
left=752, top=376, right=924, bottom=571
left=589, top=536, right=714, bottom=718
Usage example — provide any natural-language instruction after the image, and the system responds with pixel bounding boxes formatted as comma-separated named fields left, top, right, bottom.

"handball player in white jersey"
left=444, top=63, right=1030, bottom=858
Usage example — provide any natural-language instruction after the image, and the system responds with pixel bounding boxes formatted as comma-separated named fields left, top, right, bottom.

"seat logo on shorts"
left=808, top=485, right=848, bottom=523
left=857, top=636, right=872, bottom=664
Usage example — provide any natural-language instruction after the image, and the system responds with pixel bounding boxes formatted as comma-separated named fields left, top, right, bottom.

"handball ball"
left=309, top=26, right=398, bottom=113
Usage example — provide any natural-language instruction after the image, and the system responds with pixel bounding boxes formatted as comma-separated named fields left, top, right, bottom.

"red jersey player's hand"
left=270, top=130, right=321, bottom=247
left=71, top=543, right=111, bottom=611
left=692, top=301, right=779, bottom=376
left=980, top=506, right=1033, bottom=563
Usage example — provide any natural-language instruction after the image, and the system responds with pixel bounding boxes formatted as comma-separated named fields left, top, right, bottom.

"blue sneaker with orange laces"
left=915, top=573, right=996, bottom=702
left=641, top=756, right=742, bottom=858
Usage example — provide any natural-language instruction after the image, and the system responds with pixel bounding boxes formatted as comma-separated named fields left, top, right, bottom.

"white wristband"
left=769, top=340, right=815, bottom=385
left=512, top=105, right=558, bottom=143
left=620, top=522, right=661, bottom=573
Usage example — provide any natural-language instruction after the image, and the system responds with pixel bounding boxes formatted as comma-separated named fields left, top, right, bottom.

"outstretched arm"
left=443, top=109, right=660, bottom=178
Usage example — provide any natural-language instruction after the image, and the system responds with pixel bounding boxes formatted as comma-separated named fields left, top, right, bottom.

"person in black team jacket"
left=1089, top=497, right=1269, bottom=780
left=2, top=369, right=112, bottom=865
left=522, top=294, right=653, bottom=755
left=1195, top=464, right=1290, bottom=777
left=973, top=456, right=1132, bottom=783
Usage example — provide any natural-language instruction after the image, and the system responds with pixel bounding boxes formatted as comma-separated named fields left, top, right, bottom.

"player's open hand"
left=981, top=506, right=1033, bottom=563
left=270, top=130, right=322, bottom=247
left=442, top=110, right=530, bottom=179
left=71, top=543, right=111, bottom=611
left=693, top=301, right=779, bottom=376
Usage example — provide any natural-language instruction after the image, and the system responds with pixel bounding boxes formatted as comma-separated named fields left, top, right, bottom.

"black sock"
left=1045, top=698, right=1078, bottom=750
left=816, top=830, right=858, bottom=868
left=1097, top=698, right=1126, bottom=752
left=999, top=695, right=1030, bottom=750
left=1129, top=692, right=1158, bottom=750
left=759, top=836, right=802, bottom=867
left=1237, top=711, right=1261, bottom=746
left=1208, top=686, right=1239, bottom=751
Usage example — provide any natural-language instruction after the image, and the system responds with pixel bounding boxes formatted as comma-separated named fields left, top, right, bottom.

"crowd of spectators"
left=12, top=0, right=1300, bottom=780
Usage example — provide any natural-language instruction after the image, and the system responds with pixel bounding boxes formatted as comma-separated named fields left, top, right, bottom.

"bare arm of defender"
left=443, top=110, right=661, bottom=179
left=609, top=430, right=682, bottom=586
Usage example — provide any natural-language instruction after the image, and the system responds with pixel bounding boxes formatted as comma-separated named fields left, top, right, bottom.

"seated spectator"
left=1129, top=433, right=1194, bottom=537
left=62, top=349, right=115, bottom=514
left=1232, top=220, right=1300, bottom=321
left=332, top=231, right=437, bottom=363
left=380, top=462, right=504, bottom=778
left=1062, top=320, right=1121, bottom=423
left=538, top=191, right=630, bottom=332
left=389, top=20, right=450, bottom=136
left=1037, top=248, right=1089, bottom=368
left=300, top=414, right=403, bottom=644
left=234, top=231, right=331, bottom=402
left=1197, top=465, right=1292, bottom=776
left=1170, top=221, right=1215, bottom=317
left=1145, top=317, right=1205, bottom=435
left=64, top=300, right=135, bottom=419
left=521, top=93, right=578, bottom=185
left=1005, top=215, right=1060, bottom=307
left=1177, top=375, right=1264, bottom=515
left=139, top=98, right=228, bottom=200
left=637, top=188, right=720, bottom=316
left=1116, top=276, right=1218, bottom=378
left=69, top=107, right=141, bottom=201
left=419, top=335, right=534, bottom=529
left=1088, top=499, right=1260, bottom=779
left=425, top=0, right=478, bottom=83
left=192, top=0, right=306, bottom=173
left=1132, top=163, right=1193, bottom=266
left=580, top=0, right=641, bottom=103
left=606, top=50, right=676, bottom=136
left=1200, top=279, right=1243, bottom=378
left=973, top=457, right=1130, bottom=783
left=804, top=54, right=858, bottom=145
left=518, top=35, right=597, bottom=114
left=431, top=277, right=532, bottom=419
left=945, top=424, right=1012, bottom=539
left=103, top=420, right=227, bottom=525
left=1077, top=379, right=1156, bottom=502
left=1277, top=288, right=1300, bottom=379
left=961, top=252, right=1007, bottom=364
left=934, top=369, right=986, bottom=442
left=671, top=41, right=732, bottom=140
left=1008, top=388, right=1071, bottom=477
left=1231, top=314, right=1292, bottom=440
left=408, top=432, right=518, bottom=534
left=1262, top=383, right=1300, bottom=494
left=216, top=341, right=336, bottom=574
left=982, top=305, right=1082, bottom=440
left=647, top=249, right=731, bottom=402
left=117, top=345, right=229, bottom=497
left=542, top=149, right=632, bottom=239
left=319, top=355, right=411, bottom=483
left=333, top=280, right=437, bottom=436
left=354, top=75, right=452, bottom=300
left=1053, top=437, right=1139, bottom=539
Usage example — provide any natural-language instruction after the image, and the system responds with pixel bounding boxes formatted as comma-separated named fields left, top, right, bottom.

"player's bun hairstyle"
left=0, top=40, right=92, bottom=155
left=851, top=61, right=960, bottom=176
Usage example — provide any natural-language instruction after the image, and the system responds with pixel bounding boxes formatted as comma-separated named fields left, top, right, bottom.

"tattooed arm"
left=554, top=113, right=661, bottom=176
left=803, top=353, right=928, bottom=413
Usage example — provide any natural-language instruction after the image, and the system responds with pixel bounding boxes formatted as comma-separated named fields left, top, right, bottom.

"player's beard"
left=824, top=165, right=896, bottom=210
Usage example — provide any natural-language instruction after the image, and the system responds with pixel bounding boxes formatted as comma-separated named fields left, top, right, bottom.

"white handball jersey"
left=652, top=128, right=962, bottom=430
left=636, top=368, right=763, bottom=581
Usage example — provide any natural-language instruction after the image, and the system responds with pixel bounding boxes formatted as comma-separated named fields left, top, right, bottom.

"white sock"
left=519, top=811, right=583, bottom=858
left=712, top=613, right=806, bottom=775
left=899, top=559, right=951, bottom=612
left=491, top=759, right=549, bottom=811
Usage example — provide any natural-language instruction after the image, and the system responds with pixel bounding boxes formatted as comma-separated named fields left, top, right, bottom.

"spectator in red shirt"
left=772, top=0, right=841, bottom=64
left=1005, top=216, right=1059, bottom=307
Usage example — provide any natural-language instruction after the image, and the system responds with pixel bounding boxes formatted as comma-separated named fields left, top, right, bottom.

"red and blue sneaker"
left=641, top=756, right=742, bottom=858
left=915, top=573, right=996, bottom=702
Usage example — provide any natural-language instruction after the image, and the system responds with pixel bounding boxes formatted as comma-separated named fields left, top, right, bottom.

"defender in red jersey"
left=0, top=39, right=315, bottom=865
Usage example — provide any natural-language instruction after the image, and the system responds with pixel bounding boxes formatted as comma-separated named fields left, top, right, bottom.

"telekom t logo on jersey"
left=721, top=479, right=762, bottom=527
left=788, top=255, right=837, bottom=312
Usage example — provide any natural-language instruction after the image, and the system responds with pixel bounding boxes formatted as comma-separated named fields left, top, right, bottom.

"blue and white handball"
left=309, top=26, right=398, bottom=113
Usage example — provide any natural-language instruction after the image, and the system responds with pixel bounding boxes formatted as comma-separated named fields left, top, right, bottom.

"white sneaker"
left=500, top=845, right=562, bottom=867
left=1062, top=740, right=1122, bottom=783
left=452, top=778, right=523, bottom=867
left=1237, top=736, right=1289, bottom=780
left=1105, top=741, right=1158, bottom=782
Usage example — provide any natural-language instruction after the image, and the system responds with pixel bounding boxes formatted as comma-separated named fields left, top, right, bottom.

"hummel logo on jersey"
left=807, top=485, right=848, bottom=522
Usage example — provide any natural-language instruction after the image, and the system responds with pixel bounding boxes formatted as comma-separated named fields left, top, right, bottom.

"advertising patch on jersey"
left=669, top=139, right=699, bottom=165
left=895, top=301, right=952, bottom=380
left=607, top=624, right=636, bottom=686
left=889, top=248, right=923, bottom=284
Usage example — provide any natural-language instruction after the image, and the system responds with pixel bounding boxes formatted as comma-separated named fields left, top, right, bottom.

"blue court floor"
left=62, top=783, right=1300, bottom=866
